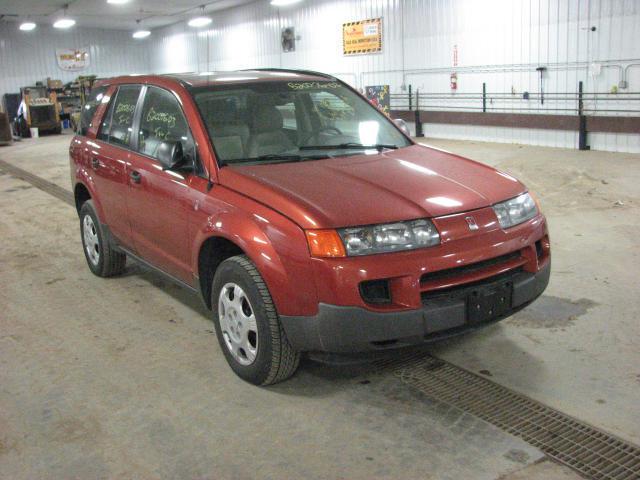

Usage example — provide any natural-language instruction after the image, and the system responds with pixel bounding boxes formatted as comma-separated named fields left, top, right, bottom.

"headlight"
left=492, top=192, right=538, bottom=229
left=338, top=219, right=440, bottom=256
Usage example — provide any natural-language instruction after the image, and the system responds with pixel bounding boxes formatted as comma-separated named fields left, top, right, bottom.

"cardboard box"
left=47, top=78, right=64, bottom=89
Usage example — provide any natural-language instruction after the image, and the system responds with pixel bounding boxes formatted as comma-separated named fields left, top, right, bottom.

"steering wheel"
left=301, top=126, right=343, bottom=145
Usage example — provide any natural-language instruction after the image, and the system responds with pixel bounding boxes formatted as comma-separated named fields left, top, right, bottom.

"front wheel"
left=211, top=255, right=300, bottom=386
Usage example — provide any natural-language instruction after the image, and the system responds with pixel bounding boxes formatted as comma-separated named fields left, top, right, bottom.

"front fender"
left=192, top=189, right=319, bottom=317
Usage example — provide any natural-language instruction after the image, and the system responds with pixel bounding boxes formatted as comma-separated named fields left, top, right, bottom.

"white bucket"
left=30, top=128, right=39, bottom=138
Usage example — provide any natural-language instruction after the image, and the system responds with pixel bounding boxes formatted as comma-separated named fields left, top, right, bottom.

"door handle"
left=91, top=157, right=100, bottom=169
left=130, top=170, right=142, bottom=184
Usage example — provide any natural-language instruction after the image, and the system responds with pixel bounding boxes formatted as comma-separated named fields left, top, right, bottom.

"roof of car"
left=165, top=69, right=336, bottom=88
left=95, top=69, right=338, bottom=91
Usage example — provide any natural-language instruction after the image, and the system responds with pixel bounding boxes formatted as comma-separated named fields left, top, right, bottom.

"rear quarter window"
left=78, top=86, right=108, bottom=136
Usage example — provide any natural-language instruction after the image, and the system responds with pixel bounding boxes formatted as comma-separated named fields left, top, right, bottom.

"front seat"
left=246, top=104, right=295, bottom=158
left=205, top=99, right=250, bottom=162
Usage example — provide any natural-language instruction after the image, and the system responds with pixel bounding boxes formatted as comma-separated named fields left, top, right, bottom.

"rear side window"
left=137, top=86, right=194, bottom=163
left=78, top=86, right=108, bottom=136
left=97, top=85, right=141, bottom=148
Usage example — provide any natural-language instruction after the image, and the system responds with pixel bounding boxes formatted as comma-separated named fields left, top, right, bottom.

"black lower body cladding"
left=280, top=262, right=550, bottom=353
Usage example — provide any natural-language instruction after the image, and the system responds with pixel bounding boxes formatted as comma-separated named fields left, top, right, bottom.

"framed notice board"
left=343, top=18, right=382, bottom=55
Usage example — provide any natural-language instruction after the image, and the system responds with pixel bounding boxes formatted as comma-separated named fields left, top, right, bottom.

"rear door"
left=70, top=85, right=108, bottom=173
left=126, top=85, right=198, bottom=283
left=91, top=85, right=143, bottom=249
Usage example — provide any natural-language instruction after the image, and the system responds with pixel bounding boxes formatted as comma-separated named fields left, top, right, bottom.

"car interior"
left=196, top=88, right=360, bottom=163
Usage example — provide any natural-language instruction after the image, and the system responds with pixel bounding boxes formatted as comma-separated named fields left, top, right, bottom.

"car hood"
left=218, top=144, right=526, bottom=229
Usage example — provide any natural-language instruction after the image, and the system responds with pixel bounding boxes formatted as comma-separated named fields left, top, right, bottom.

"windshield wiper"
left=252, top=154, right=304, bottom=163
left=222, top=153, right=330, bottom=165
left=299, top=142, right=399, bottom=152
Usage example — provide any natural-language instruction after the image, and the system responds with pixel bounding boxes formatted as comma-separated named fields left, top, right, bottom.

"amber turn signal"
left=305, top=229, right=346, bottom=258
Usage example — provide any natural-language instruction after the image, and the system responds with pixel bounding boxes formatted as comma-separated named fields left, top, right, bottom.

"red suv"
left=70, top=69, right=550, bottom=385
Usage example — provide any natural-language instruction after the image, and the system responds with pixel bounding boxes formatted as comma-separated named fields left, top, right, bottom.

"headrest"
left=252, top=104, right=283, bottom=133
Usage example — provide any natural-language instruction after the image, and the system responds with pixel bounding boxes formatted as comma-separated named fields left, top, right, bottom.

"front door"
left=126, top=86, right=198, bottom=284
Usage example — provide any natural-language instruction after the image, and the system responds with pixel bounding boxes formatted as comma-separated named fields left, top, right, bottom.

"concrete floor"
left=1, top=132, right=638, bottom=479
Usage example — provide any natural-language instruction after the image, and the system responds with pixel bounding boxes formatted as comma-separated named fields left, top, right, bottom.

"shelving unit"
left=48, top=80, right=81, bottom=128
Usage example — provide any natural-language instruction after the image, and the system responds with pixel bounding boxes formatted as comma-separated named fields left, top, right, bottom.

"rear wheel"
left=211, top=255, right=300, bottom=385
left=79, top=200, right=126, bottom=277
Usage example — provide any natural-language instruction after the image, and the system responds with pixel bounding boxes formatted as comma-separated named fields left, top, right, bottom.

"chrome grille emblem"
left=465, top=216, right=479, bottom=231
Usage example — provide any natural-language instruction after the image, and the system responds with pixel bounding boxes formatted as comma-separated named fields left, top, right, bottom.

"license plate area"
left=466, top=280, right=513, bottom=324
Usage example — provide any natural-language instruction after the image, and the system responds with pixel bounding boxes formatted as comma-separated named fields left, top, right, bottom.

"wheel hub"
left=218, top=283, right=258, bottom=366
left=82, top=215, right=100, bottom=266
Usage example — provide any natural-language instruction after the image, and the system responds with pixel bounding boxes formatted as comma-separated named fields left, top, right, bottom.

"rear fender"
left=73, top=169, right=106, bottom=222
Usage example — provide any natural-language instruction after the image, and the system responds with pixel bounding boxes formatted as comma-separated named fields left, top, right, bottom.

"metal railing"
left=389, top=83, right=640, bottom=150
left=390, top=84, right=640, bottom=116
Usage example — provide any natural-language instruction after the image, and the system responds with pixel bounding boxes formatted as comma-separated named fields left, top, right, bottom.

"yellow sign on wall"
left=343, top=18, right=382, bottom=55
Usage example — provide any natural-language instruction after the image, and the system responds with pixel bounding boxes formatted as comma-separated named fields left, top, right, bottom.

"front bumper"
left=280, top=260, right=550, bottom=353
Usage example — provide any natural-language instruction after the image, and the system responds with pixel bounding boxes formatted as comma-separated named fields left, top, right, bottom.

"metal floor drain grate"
left=374, top=352, right=640, bottom=480
left=0, top=159, right=74, bottom=207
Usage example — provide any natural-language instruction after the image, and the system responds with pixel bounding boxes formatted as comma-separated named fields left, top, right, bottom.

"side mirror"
left=393, top=118, right=411, bottom=137
left=158, top=141, right=189, bottom=171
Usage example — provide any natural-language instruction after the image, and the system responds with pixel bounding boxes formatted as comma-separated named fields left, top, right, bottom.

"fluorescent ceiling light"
left=19, top=22, right=37, bottom=31
left=132, top=30, right=151, bottom=39
left=107, top=0, right=129, bottom=3
left=270, top=0, right=302, bottom=5
left=188, top=16, right=212, bottom=28
left=53, top=18, right=76, bottom=29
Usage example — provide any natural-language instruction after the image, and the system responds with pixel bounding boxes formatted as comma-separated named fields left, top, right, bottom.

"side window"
left=137, top=86, right=194, bottom=165
left=97, top=85, right=141, bottom=148
left=79, top=86, right=108, bottom=136
left=96, top=92, right=116, bottom=142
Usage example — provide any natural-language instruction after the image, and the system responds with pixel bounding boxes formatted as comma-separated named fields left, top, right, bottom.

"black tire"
left=79, top=200, right=126, bottom=277
left=211, top=255, right=300, bottom=386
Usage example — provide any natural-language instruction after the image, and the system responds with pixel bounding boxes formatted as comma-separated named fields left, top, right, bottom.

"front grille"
left=421, top=267, right=523, bottom=302
left=420, top=251, right=522, bottom=285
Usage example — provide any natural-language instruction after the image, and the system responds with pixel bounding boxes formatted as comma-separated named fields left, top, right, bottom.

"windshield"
left=191, top=80, right=411, bottom=165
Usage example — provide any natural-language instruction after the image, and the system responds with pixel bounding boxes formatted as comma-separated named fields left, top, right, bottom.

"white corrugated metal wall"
left=1, top=1, right=637, bottom=151
left=0, top=23, right=151, bottom=101
left=148, top=0, right=640, bottom=152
